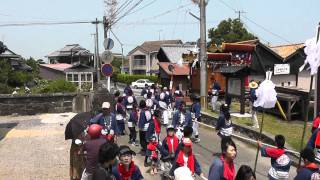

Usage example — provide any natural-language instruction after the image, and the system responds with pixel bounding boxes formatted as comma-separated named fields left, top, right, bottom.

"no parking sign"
left=101, top=63, right=113, bottom=77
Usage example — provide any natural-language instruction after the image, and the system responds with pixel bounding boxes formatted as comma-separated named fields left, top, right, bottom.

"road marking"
left=4, top=129, right=62, bottom=138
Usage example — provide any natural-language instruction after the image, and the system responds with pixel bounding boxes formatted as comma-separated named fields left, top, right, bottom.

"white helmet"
left=145, top=110, right=152, bottom=121
left=127, top=96, right=134, bottom=104
left=146, top=99, right=153, bottom=107
left=160, top=92, right=166, bottom=100
left=143, top=94, right=148, bottom=99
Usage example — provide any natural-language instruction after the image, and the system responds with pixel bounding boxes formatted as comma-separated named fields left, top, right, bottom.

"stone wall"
left=0, top=93, right=77, bottom=115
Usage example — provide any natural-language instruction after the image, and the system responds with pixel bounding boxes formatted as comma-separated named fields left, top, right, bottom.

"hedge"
left=113, top=74, right=159, bottom=84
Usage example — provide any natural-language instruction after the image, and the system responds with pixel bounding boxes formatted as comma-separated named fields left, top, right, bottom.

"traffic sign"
left=103, top=38, right=114, bottom=50
left=101, top=63, right=113, bottom=77
left=101, top=50, right=113, bottom=64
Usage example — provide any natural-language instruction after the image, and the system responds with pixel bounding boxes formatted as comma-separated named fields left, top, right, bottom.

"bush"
left=38, top=79, right=77, bottom=93
left=114, top=74, right=159, bottom=84
left=0, top=83, right=13, bottom=94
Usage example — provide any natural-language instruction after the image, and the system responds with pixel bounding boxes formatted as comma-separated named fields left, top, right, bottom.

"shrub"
left=39, top=79, right=77, bottom=93
left=114, top=74, right=159, bottom=84
left=0, top=83, right=12, bottom=94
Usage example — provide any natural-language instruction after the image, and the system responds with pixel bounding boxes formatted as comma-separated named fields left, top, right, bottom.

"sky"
left=0, top=0, right=319, bottom=61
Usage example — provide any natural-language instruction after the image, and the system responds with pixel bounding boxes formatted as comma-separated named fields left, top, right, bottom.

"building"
left=157, top=44, right=197, bottom=92
left=0, top=44, right=32, bottom=72
left=39, top=63, right=95, bottom=90
left=47, top=44, right=93, bottom=66
left=270, top=43, right=308, bottom=89
left=127, top=40, right=182, bottom=75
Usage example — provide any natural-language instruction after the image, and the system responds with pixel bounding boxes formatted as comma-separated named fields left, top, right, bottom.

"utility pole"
left=199, top=0, right=208, bottom=109
left=235, top=10, right=246, bottom=21
left=315, top=22, right=320, bottom=117
left=91, top=33, right=97, bottom=72
left=93, top=18, right=101, bottom=83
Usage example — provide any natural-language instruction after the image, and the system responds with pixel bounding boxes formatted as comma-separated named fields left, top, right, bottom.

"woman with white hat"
left=249, top=80, right=259, bottom=129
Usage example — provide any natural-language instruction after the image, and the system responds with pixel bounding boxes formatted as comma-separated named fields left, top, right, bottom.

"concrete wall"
left=39, top=66, right=65, bottom=80
left=129, top=50, right=160, bottom=76
left=0, top=93, right=95, bottom=116
left=250, top=74, right=297, bottom=87
left=150, top=52, right=159, bottom=75
left=129, top=49, right=147, bottom=75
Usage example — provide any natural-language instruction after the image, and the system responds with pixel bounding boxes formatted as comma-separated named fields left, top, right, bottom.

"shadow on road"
left=0, top=122, right=18, bottom=141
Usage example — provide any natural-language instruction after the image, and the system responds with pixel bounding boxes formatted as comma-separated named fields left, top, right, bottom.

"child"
left=216, top=104, right=233, bottom=138
left=115, top=97, right=126, bottom=135
left=169, top=138, right=203, bottom=178
left=257, top=135, right=291, bottom=180
left=81, top=124, right=107, bottom=180
left=294, top=148, right=319, bottom=180
left=128, top=107, right=138, bottom=146
left=147, top=136, right=159, bottom=175
left=147, top=109, right=161, bottom=143
left=112, top=145, right=143, bottom=180
left=208, top=137, right=237, bottom=180
left=158, top=125, right=179, bottom=158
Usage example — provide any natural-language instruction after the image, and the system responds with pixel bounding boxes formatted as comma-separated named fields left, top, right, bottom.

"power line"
left=111, top=0, right=144, bottom=26
left=123, top=3, right=193, bottom=26
left=241, top=15, right=293, bottom=44
left=0, top=20, right=96, bottom=27
left=217, top=0, right=297, bottom=46
left=127, top=0, right=158, bottom=15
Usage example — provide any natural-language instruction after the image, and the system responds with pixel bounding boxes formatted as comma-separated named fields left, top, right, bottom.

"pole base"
left=200, top=96, right=207, bottom=110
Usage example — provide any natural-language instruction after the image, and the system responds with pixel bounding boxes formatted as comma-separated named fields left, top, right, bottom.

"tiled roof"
left=159, top=44, right=196, bottom=63
left=128, top=40, right=182, bottom=55
left=158, top=62, right=189, bottom=76
left=47, top=44, right=93, bottom=57
left=270, top=43, right=304, bottom=58
left=140, top=40, right=182, bottom=52
left=40, top=63, right=72, bottom=71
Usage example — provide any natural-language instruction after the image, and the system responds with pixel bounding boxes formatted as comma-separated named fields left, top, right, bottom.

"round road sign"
left=103, top=38, right=114, bottom=50
left=101, top=63, right=113, bottom=77
left=101, top=50, right=113, bottom=64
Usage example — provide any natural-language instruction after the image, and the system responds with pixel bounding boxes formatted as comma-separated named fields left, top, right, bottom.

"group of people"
left=69, top=81, right=320, bottom=180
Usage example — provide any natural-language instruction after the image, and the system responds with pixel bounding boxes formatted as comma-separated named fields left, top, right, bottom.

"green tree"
left=0, top=59, right=11, bottom=84
left=26, top=57, right=40, bottom=78
left=208, top=18, right=256, bottom=46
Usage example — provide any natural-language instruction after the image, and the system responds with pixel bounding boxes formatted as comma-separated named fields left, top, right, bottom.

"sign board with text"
left=274, top=64, right=290, bottom=75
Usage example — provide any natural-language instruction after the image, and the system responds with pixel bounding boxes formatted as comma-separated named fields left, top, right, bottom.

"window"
left=133, top=55, right=146, bottom=66
left=81, top=74, right=86, bottom=81
left=73, top=74, right=79, bottom=81
left=67, top=74, right=72, bottom=81
left=65, top=72, right=93, bottom=91
left=87, top=73, right=92, bottom=81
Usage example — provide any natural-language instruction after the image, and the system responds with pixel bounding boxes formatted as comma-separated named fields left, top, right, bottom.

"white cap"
left=102, top=102, right=110, bottom=109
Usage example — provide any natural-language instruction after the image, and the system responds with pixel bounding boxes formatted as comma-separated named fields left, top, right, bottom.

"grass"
left=204, top=102, right=312, bottom=151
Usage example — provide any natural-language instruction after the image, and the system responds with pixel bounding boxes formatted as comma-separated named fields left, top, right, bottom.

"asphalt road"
left=114, top=85, right=298, bottom=180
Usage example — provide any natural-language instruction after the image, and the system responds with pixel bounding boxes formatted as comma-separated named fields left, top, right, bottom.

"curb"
left=200, top=111, right=301, bottom=167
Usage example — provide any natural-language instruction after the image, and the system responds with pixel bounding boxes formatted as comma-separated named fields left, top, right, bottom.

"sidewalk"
left=0, top=113, right=157, bottom=180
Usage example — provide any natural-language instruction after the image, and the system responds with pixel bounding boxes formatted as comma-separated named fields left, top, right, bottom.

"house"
left=47, top=44, right=94, bottom=66
left=39, top=63, right=95, bottom=90
left=0, top=43, right=32, bottom=72
left=270, top=43, right=308, bottom=89
left=158, top=62, right=190, bottom=91
left=157, top=44, right=197, bottom=92
left=127, top=40, right=182, bottom=75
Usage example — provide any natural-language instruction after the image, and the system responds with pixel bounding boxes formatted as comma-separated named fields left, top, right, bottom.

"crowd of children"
left=69, top=82, right=320, bottom=180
